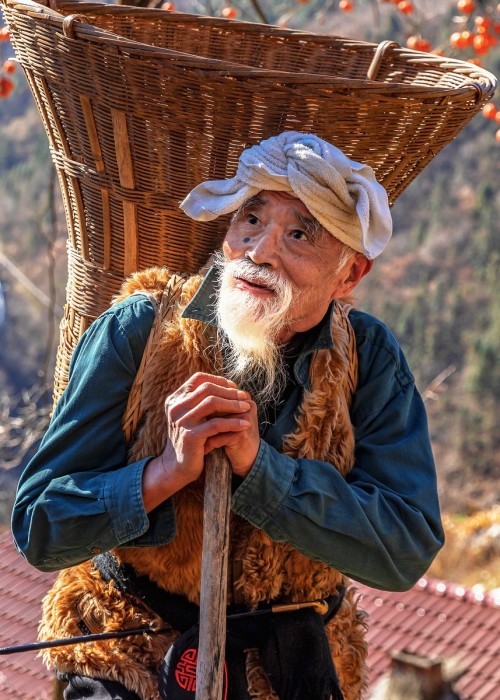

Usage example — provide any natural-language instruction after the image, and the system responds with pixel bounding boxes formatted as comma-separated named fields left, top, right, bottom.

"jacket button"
left=91, top=546, right=102, bottom=555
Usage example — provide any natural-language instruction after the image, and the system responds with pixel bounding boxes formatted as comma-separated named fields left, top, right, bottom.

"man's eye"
left=247, top=214, right=259, bottom=225
left=291, top=229, right=308, bottom=241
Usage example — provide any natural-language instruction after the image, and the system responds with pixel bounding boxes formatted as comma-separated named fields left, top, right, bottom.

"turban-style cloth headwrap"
left=180, top=131, right=393, bottom=259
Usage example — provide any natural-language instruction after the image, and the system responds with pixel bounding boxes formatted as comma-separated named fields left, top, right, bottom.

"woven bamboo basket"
left=1, top=0, right=496, bottom=403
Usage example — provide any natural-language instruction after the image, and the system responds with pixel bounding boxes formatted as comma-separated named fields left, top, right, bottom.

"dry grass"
left=428, top=506, right=500, bottom=590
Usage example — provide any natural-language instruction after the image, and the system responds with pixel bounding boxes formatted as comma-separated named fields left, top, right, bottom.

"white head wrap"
left=180, top=131, right=392, bottom=259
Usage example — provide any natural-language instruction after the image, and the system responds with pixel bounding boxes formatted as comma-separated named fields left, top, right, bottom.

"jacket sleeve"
left=11, top=296, right=176, bottom=572
left=231, top=313, right=444, bottom=592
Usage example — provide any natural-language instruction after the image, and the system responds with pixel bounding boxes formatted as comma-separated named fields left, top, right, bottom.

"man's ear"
left=333, top=254, right=373, bottom=299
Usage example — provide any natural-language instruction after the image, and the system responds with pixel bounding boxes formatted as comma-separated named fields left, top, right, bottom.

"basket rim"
left=4, top=0, right=497, bottom=100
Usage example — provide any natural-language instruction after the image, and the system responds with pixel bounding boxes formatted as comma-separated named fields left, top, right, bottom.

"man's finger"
left=204, top=432, right=241, bottom=454
left=180, top=372, right=239, bottom=394
left=172, top=396, right=251, bottom=425
left=166, top=377, right=248, bottom=403
left=192, top=417, right=251, bottom=442
left=187, top=381, right=249, bottom=404
left=166, top=383, right=250, bottom=420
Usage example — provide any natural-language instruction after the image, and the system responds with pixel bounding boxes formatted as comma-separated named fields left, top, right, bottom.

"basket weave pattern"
left=2, top=0, right=496, bottom=403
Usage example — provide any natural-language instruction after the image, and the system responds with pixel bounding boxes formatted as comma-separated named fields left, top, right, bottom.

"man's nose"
left=245, top=224, right=280, bottom=266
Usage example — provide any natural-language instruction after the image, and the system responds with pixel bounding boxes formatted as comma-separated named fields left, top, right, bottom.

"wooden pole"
left=196, top=448, right=232, bottom=699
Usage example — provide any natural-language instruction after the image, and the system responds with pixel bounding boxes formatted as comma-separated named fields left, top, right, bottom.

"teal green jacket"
left=12, top=271, right=444, bottom=591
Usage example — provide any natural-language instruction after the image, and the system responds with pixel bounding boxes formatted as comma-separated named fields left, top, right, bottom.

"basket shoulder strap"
left=335, top=300, right=359, bottom=402
left=122, top=273, right=187, bottom=446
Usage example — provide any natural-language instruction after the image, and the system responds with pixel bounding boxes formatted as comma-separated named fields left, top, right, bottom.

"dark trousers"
left=58, top=673, right=140, bottom=700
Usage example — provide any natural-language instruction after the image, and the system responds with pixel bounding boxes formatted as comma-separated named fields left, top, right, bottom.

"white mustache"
left=221, top=258, right=288, bottom=293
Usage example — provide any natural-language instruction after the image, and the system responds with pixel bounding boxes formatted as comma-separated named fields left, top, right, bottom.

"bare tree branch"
left=422, top=364, right=456, bottom=403
left=247, top=0, right=268, bottom=23
left=0, top=383, right=51, bottom=470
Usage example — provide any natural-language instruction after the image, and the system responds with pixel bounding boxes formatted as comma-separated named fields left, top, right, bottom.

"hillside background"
left=0, top=0, right=499, bottom=590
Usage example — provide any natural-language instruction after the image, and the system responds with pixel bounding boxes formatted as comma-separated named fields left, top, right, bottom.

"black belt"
left=94, top=552, right=345, bottom=700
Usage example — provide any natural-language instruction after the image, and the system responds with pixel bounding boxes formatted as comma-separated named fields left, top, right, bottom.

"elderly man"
left=12, top=132, right=443, bottom=700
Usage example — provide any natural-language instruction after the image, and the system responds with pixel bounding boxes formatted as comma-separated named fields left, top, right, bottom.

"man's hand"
left=142, top=373, right=259, bottom=511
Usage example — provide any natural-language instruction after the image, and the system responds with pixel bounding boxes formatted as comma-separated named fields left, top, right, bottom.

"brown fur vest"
left=40, top=267, right=367, bottom=700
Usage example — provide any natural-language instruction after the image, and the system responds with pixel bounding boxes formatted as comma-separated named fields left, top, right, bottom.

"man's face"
left=222, top=190, right=361, bottom=343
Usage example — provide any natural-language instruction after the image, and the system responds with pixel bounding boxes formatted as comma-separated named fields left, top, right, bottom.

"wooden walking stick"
left=196, top=448, right=232, bottom=699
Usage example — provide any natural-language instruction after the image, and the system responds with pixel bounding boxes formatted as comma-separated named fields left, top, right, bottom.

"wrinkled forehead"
left=237, top=190, right=318, bottom=223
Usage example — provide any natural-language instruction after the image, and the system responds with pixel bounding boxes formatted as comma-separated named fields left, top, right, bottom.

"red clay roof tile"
left=0, top=531, right=56, bottom=699
left=357, top=576, right=500, bottom=699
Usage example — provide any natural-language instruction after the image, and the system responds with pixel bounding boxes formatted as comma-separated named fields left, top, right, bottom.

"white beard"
left=213, top=254, right=297, bottom=405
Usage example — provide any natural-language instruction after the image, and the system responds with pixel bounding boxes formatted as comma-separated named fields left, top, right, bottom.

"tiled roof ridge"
left=415, top=575, right=500, bottom=608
